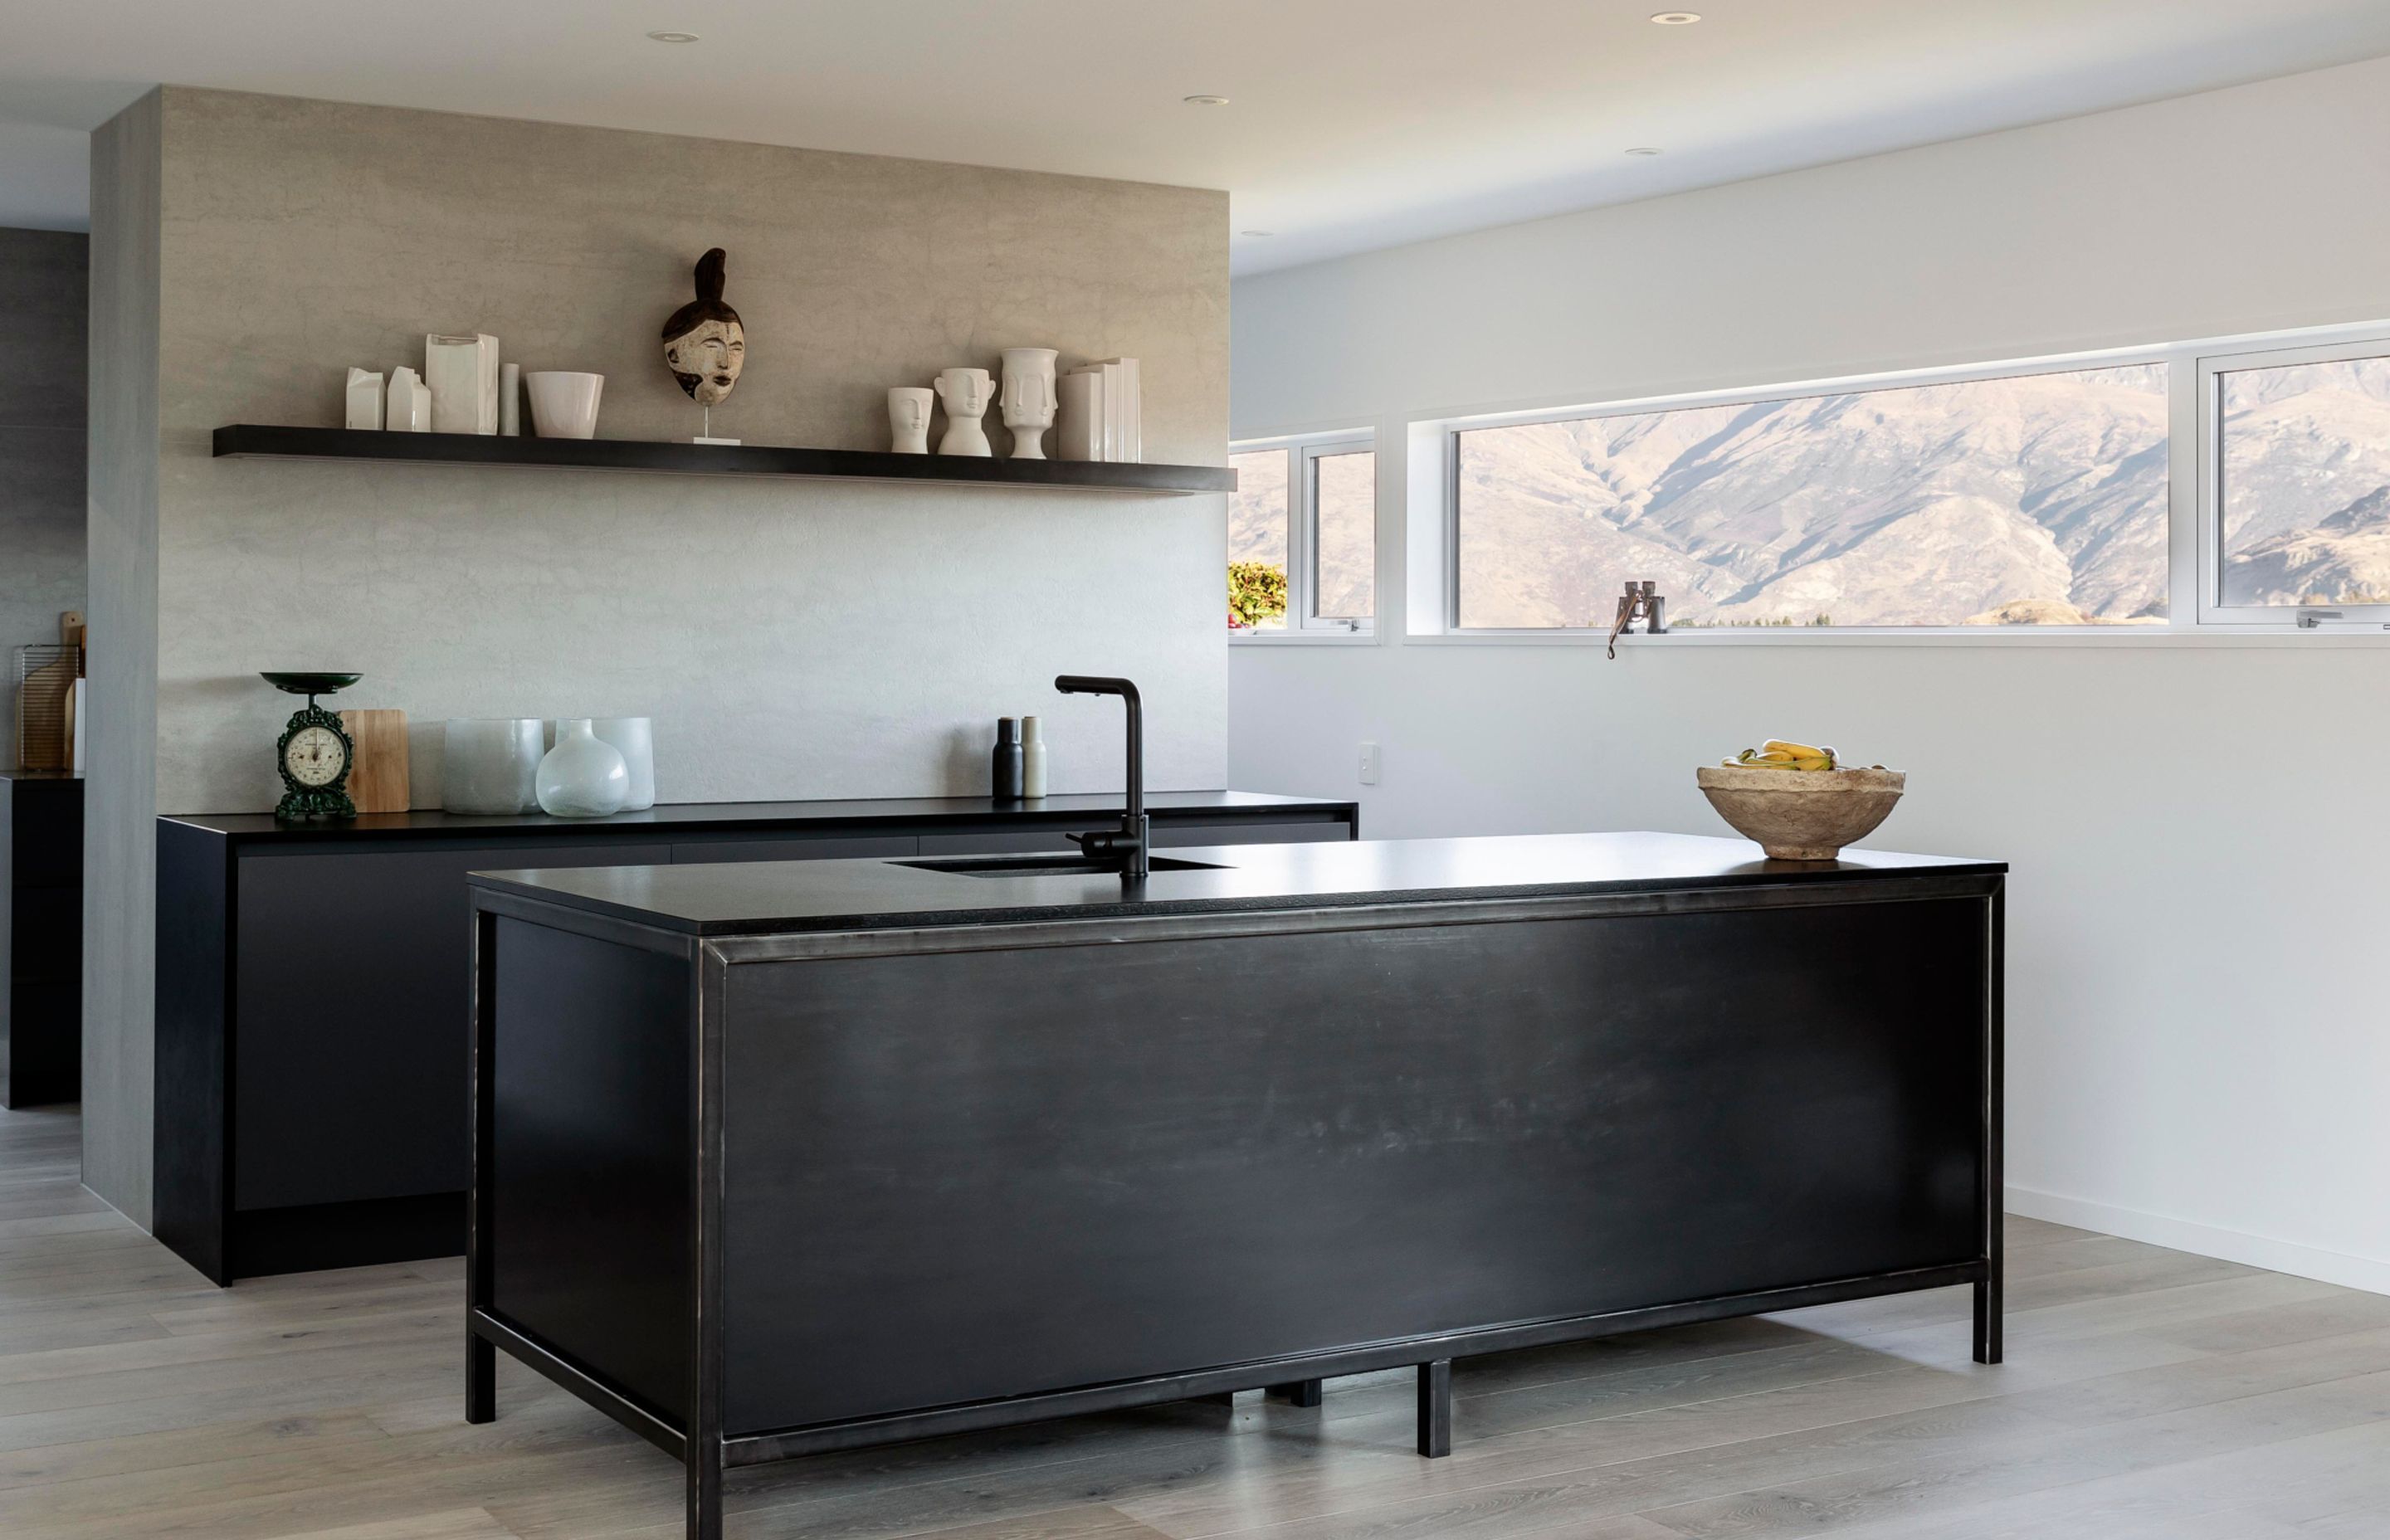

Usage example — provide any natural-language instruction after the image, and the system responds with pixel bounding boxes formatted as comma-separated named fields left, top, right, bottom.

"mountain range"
left=1446, top=358, right=2390, bottom=626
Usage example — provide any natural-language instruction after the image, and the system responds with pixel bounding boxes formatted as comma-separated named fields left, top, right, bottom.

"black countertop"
left=471, top=831, right=2004, bottom=938
left=162, top=789, right=1354, bottom=844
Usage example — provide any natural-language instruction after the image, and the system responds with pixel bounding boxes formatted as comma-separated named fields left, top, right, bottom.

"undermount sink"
left=895, top=854, right=1230, bottom=878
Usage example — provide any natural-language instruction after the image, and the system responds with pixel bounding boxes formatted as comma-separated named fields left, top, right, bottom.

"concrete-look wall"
left=0, top=227, right=87, bottom=684
left=89, top=86, right=1229, bottom=1226
left=158, top=89, right=1228, bottom=811
left=85, top=91, right=163, bottom=1223
left=1231, top=55, right=2390, bottom=1291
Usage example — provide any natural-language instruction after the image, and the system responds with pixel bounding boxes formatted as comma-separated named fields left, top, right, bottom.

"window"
left=1227, top=448, right=1290, bottom=630
left=2203, top=340, right=2390, bottom=620
left=1229, top=434, right=1375, bottom=633
left=1453, top=365, right=2171, bottom=629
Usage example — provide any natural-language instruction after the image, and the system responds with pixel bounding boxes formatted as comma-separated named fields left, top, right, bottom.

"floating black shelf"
left=211, top=425, right=1235, bottom=495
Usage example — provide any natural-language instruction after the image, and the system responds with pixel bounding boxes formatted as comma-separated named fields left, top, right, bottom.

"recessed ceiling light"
left=646, top=30, right=700, bottom=43
left=1625, top=147, right=1664, bottom=156
left=1241, top=230, right=1274, bottom=238
left=1651, top=11, right=1702, bottom=22
left=1183, top=95, right=1232, bottom=107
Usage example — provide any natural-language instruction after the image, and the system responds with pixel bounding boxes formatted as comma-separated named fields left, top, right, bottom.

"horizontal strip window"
left=1411, top=320, right=2390, bottom=638
left=1451, top=363, right=2170, bottom=631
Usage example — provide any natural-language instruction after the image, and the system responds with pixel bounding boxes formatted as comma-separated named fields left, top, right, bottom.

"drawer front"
left=1150, top=820, right=1352, bottom=849
left=2, top=980, right=80, bottom=1106
left=920, top=817, right=1351, bottom=859
left=671, top=835, right=918, bottom=865
left=233, top=841, right=651, bottom=1211
left=7, top=886, right=80, bottom=982
left=7, top=791, right=83, bottom=888
left=916, top=827, right=1082, bottom=857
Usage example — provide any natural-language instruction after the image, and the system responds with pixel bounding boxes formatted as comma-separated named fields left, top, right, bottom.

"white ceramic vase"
left=536, top=719, right=630, bottom=817
left=887, top=387, right=934, bottom=454
left=591, top=717, right=656, bottom=811
left=443, top=718, right=544, bottom=814
left=426, top=333, right=500, bottom=435
left=999, top=348, right=1058, bottom=460
left=934, top=368, right=995, bottom=456
left=387, top=367, right=432, bottom=431
left=525, top=371, right=605, bottom=439
left=345, top=368, right=385, bottom=431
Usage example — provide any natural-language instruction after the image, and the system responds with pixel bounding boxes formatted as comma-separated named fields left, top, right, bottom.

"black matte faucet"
left=1054, top=675, right=1148, bottom=879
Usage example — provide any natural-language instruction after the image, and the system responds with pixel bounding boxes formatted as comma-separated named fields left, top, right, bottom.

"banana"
left=1724, top=741, right=1841, bottom=772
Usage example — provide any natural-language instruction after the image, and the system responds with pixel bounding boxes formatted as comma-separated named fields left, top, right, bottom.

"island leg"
left=1974, top=885, right=2004, bottom=1367
left=466, top=1333, right=495, bottom=1423
left=687, top=1433, right=723, bottom=1540
left=1416, top=1360, right=1451, bottom=1458
left=1268, top=1379, right=1324, bottom=1406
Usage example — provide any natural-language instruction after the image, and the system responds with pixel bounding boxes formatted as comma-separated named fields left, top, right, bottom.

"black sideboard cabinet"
left=2, top=770, right=83, bottom=1109
left=154, top=791, right=1358, bottom=1284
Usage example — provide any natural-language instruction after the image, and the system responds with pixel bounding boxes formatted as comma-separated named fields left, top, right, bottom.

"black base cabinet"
left=154, top=792, right=1355, bottom=1284
left=2, top=770, right=83, bottom=1109
left=461, top=833, right=2004, bottom=1540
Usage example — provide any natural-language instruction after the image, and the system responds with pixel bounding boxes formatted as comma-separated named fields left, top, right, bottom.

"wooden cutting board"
left=339, top=709, right=410, bottom=812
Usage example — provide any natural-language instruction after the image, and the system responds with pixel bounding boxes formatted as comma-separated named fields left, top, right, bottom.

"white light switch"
left=1358, top=740, right=1380, bottom=785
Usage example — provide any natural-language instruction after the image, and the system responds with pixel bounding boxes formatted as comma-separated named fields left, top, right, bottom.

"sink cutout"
left=895, top=854, right=1231, bottom=878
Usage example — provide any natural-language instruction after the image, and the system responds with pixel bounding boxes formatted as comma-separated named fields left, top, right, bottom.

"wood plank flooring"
left=7, top=1102, right=2388, bottom=1538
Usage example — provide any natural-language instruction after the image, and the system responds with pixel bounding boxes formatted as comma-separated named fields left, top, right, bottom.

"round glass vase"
left=536, top=718, right=630, bottom=817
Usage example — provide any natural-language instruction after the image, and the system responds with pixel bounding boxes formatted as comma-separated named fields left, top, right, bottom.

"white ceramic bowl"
left=524, top=371, right=604, bottom=439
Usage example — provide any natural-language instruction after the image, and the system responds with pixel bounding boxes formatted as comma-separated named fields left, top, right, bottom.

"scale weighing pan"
left=259, top=671, right=362, bottom=696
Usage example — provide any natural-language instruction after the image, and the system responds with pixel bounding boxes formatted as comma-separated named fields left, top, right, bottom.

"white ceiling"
left=7, top=0, right=2390, bottom=275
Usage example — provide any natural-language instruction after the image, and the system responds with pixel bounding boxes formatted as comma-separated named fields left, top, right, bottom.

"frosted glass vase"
left=443, top=718, right=543, bottom=814
left=536, top=719, right=630, bottom=817
left=591, top=717, right=656, bottom=811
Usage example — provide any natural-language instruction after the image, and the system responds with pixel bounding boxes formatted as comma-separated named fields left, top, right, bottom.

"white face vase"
left=934, top=368, right=997, bottom=456
left=888, top=387, right=934, bottom=454
left=664, top=318, right=746, bottom=407
left=934, top=368, right=994, bottom=418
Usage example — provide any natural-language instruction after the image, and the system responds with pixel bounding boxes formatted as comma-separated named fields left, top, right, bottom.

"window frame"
left=2195, top=333, right=2390, bottom=627
left=1439, top=349, right=2178, bottom=636
left=1229, top=430, right=1377, bottom=639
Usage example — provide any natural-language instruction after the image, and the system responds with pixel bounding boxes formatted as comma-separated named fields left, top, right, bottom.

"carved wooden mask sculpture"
left=661, top=248, right=745, bottom=407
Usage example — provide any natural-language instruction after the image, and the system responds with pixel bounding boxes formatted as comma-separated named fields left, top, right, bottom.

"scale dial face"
left=284, top=724, right=349, bottom=787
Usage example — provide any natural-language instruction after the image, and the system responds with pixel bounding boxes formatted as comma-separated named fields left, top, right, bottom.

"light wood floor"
left=7, top=1104, right=2390, bottom=1539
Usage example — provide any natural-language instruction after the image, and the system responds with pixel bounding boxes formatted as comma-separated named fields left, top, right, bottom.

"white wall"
left=1229, top=54, right=2390, bottom=1292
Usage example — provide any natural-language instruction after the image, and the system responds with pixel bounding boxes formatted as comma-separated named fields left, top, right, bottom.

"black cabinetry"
left=155, top=792, right=1357, bottom=1282
left=2, top=770, right=82, bottom=1108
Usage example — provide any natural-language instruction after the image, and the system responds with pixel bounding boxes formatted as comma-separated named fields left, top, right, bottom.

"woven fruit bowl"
left=1695, top=763, right=1907, bottom=861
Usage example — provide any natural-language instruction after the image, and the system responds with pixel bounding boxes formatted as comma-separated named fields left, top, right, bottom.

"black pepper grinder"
left=991, top=717, right=1026, bottom=802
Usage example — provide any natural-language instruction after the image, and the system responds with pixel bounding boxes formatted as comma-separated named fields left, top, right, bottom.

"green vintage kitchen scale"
left=261, top=671, right=363, bottom=821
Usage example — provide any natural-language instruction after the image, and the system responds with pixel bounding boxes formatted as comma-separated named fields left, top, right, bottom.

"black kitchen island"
left=466, top=831, right=2004, bottom=1540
